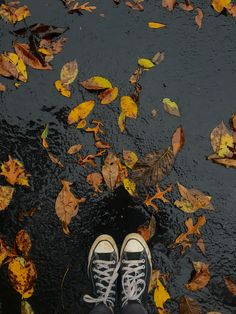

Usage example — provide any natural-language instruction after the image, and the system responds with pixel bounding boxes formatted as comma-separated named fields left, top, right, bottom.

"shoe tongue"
left=95, top=252, right=114, bottom=262
left=124, top=251, right=143, bottom=261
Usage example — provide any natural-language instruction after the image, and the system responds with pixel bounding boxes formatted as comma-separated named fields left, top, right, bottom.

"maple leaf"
left=0, top=156, right=30, bottom=186
left=144, top=185, right=172, bottom=212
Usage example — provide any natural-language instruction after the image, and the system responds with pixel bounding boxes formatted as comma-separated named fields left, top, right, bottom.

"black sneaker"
left=83, top=235, right=120, bottom=311
left=120, top=233, right=152, bottom=309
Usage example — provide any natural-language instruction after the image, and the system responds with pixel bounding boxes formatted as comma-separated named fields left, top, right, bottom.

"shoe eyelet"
left=142, top=259, right=145, bottom=263
left=142, top=265, right=145, bottom=269
left=112, top=260, right=115, bottom=264
left=94, top=275, right=97, bottom=279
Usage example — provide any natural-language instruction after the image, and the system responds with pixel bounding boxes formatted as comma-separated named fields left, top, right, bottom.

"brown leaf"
left=86, top=172, right=103, bottom=192
left=230, top=114, right=236, bottom=131
left=174, top=216, right=206, bottom=254
left=125, top=0, right=144, bottom=11
left=48, top=152, right=64, bottom=168
left=209, top=157, right=236, bottom=168
left=98, top=87, right=118, bottom=105
left=148, top=269, right=160, bottom=292
left=179, top=296, right=202, bottom=314
left=131, top=147, right=175, bottom=186
left=39, top=37, right=67, bottom=56
left=55, top=180, right=86, bottom=234
left=0, top=238, right=16, bottom=268
left=172, top=126, right=185, bottom=156
left=144, top=184, right=172, bottom=212
left=123, top=150, right=138, bottom=169
left=0, top=155, right=30, bottom=186
left=0, top=3, right=30, bottom=24
left=0, top=82, right=6, bottom=91
left=14, top=43, right=52, bottom=70
left=179, top=2, right=194, bottom=11
left=0, top=185, right=14, bottom=211
left=195, top=8, right=203, bottom=29
left=162, top=0, right=176, bottom=11
left=67, top=144, right=82, bottom=155
left=85, top=119, right=104, bottom=141
left=129, top=68, right=143, bottom=85
left=151, top=51, right=165, bottom=65
left=65, top=1, right=96, bottom=13
left=227, top=4, right=236, bottom=17
left=210, top=121, right=232, bottom=154
left=15, top=230, right=31, bottom=257
left=225, top=276, right=236, bottom=296
left=18, top=208, right=37, bottom=221
left=0, top=54, right=19, bottom=79
left=95, top=141, right=111, bottom=150
left=186, top=262, right=210, bottom=291
left=137, top=215, right=156, bottom=241
left=102, top=153, right=120, bottom=190
left=196, top=238, right=206, bottom=255
left=79, top=154, right=97, bottom=168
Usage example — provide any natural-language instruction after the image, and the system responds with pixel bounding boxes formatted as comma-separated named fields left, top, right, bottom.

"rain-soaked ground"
left=0, top=0, right=236, bottom=313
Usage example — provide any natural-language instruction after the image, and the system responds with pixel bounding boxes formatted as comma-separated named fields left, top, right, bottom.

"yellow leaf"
left=212, top=0, right=231, bottom=13
left=123, top=150, right=138, bottom=169
left=6, top=52, right=27, bottom=82
left=154, top=279, right=170, bottom=314
left=123, top=178, right=136, bottom=196
left=162, top=98, right=180, bottom=117
left=120, top=96, right=138, bottom=119
left=217, top=133, right=234, bottom=157
left=118, top=111, right=126, bottom=133
left=38, top=47, right=52, bottom=56
left=76, top=119, right=87, bottom=129
left=98, top=87, right=118, bottom=105
left=68, top=100, right=95, bottom=124
left=148, top=22, right=166, bottom=29
left=60, top=60, right=78, bottom=85
left=21, top=300, right=34, bottom=314
left=0, top=185, right=14, bottom=211
left=138, top=58, right=155, bottom=69
left=80, top=76, right=112, bottom=90
left=54, top=80, right=71, bottom=98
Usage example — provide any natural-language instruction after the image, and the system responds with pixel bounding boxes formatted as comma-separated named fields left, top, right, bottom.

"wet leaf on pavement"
left=144, top=185, right=172, bottom=212
left=15, top=230, right=32, bottom=258
left=224, top=276, right=236, bottom=296
left=98, top=87, right=118, bottom=105
left=179, top=296, right=202, bottom=314
left=0, top=156, right=30, bottom=186
left=154, top=279, right=170, bottom=314
left=162, top=98, right=180, bottom=117
left=87, top=172, right=103, bottom=192
left=0, top=186, right=14, bottom=211
left=0, top=2, right=30, bottom=24
left=68, top=100, right=95, bottom=124
left=138, top=215, right=156, bottom=241
left=80, top=76, right=112, bottom=90
left=186, top=261, right=210, bottom=291
left=21, top=300, right=34, bottom=314
left=195, top=8, right=204, bottom=29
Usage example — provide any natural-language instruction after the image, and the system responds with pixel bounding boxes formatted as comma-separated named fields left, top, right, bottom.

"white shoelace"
left=83, top=260, right=120, bottom=308
left=121, top=259, right=146, bottom=308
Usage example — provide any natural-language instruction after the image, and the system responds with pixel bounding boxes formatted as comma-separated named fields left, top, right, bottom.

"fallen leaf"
left=85, top=119, right=104, bottom=141
left=68, top=100, right=95, bottom=124
left=162, top=98, right=180, bottom=117
left=227, top=4, right=236, bottom=16
left=8, top=257, right=37, bottom=298
left=208, top=157, right=236, bottom=168
left=64, top=1, right=96, bottom=13
left=87, top=172, right=103, bottom=192
left=79, top=154, right=97, bottom=168
left=39, top=37, right=67, bottom=56
left=21, top=300, right=34, bottom=314
left=0, top=155, right=30, bottom=186
left=0, top=54, right=18, bottom=79
left=123, top=150, right=138, bottom=169
left=138, top=58, right=155, bottom=69
left=0, top=82, right=6, bottom=91
left=154, top=279, right=170, bottom=313
left=98, top=87, right=118, bottom=105
left=55, top=80, right=71, bottom=98
left=179, top=2, right=194, bottom=11
left=0, top=238, right=16, bottom=267
left=0, top=186, right=14, bottom=211
left=123, top=178, right=136, bottom=196
left=148, top=269, right=160, bottom=292
left=195, top=8, right=203, bottom=29
left=67, top=144, right=82, bottom=154
left=15, top=230, right=31, bottom=258
left=174, top=182, right=214, bottom=213
left=130, top=83, right=142, bottom=103
left=196, top=238, right=206, bottom=255
left=131, top=147, right=175, bottom=186
left=125, top=0, right=144, bottom=11
left=5, top=52, right=27, bottom=82
left=14, top=43, right=52, bottom=70
left=13, top=24, right=68, bottom=40
left=171, top=126, right=185, bottom=157
left=118, top=111, right=126, bottom=133
left=80, top=76, right=112, bottom=90
left=77, top=119, right=87, bottom=129
left=120, top=96, right=138, bottom=119
left=152, top=109, right=158, bottom=118
left=144, top=185, right=172, bottom=212
left=55, top=180, right=86, bottom=234
left=151, top=51, right=165, bottom=65
left=60, top=60, right=78, bottom=85
left=41, top=124, right=49, bottom=149
left=129, top=68, right=143, bottom=85
left=47, top=152, right=64, bottom=168
left=148, top=22, right=166, bottom=29
left=138, top=215, right=156, bottom=241
left=0, top=3, right=30, bottom=24
left=186, top=262, right=210, bottom=291
left=95, top=141, right=111, bottom=150
left=18, top=208, right=37, bottom=221
left=162, top=0, right=176, bottom=11
left=179, top=296, right=202, bottom=314
left=212, top=0, right=231, bottom=13
left=102, top=153, right=120, bottom=190
left=174, top=216, right=206, bottom=254
left=224, top=276, right=236, bottom=296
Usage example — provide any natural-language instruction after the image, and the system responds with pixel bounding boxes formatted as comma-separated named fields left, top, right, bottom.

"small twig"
left=60, top=266, right=70, bottom=310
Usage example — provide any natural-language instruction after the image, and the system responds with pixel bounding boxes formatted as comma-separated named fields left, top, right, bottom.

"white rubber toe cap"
left=95, top=240, right=115, bottom=253
left=124, top=239, right=144, bottom=253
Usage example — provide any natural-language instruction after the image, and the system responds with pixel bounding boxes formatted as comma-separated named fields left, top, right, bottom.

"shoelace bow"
left=84, top=260, right=120, bottom=308
left=121, top=259, right=146, bottom=308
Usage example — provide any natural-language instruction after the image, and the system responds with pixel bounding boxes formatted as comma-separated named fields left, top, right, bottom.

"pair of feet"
left=83, top=233, right=152, bottom=311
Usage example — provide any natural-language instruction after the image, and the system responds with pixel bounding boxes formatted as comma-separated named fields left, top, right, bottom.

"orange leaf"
left=162, top=0, right=176, bottom=11
left=87, top=172, right=103, bottom=192
left=171, top=126, right=185, bottom=156
left=148, top=22, right=166, bottom=29
left=186, top=262, right=210, bottom=291
left=15, top=230, right=31, bottom=258
left=225, top=276, right=236, bottom=296
left=138, top=215, right=156, bottom=241
left=195, top=8, right=203, bottom=29
left=67, top=144, right=82, bottom=154
left=98, top=87, right=118, bottom=105
left=144, top=185, right=172, bottom=212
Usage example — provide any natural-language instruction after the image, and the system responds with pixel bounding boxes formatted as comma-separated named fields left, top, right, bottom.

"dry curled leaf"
left=162, top=98, right=180, bottom=117
left=0, top=155, right=30, bottom=186
left=8, top=257, right=37, bottom=298
left=129, top=68, right=143, bottom=85
left=174, top=182, right=214, bottom=213
left=68, top=100, right=95, bottom=124
left=85, top=119, right=104, bottom=141
left=41, top=124, right=49, bottom=149
left=86, top=172, right=103, bottom=193
left=144, top=185, right=172, bottom=212
left=224, top=276, right=236, bottom=296
left=162, top=0, right=176, bottom=11
left=0, top=185, right=14, bottom=211
left=186, top=262, right=210, bottom=291
left=138, top=215, right=156, bottom=241
left=179, top=2, right=194, bottom=11
left=55, top=180, right=86, bottom=235
left=172, top=126, right=185, bottom=157
left=98, top=87, right=118, bottom=105
left=195, top=8, right=203, bottom=29
left=179, top=296, right=202, bottom=314
left=67, top=144, right=82, bottom=155
left=80, top=76, right=112, bottom=90
left=131, top=147, right=175, bottom=186
left=15, top=230, right=31, bottom=258
left=47, top=152, right=64, bottom=168
left=174, top=216, right=206, bottom=254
